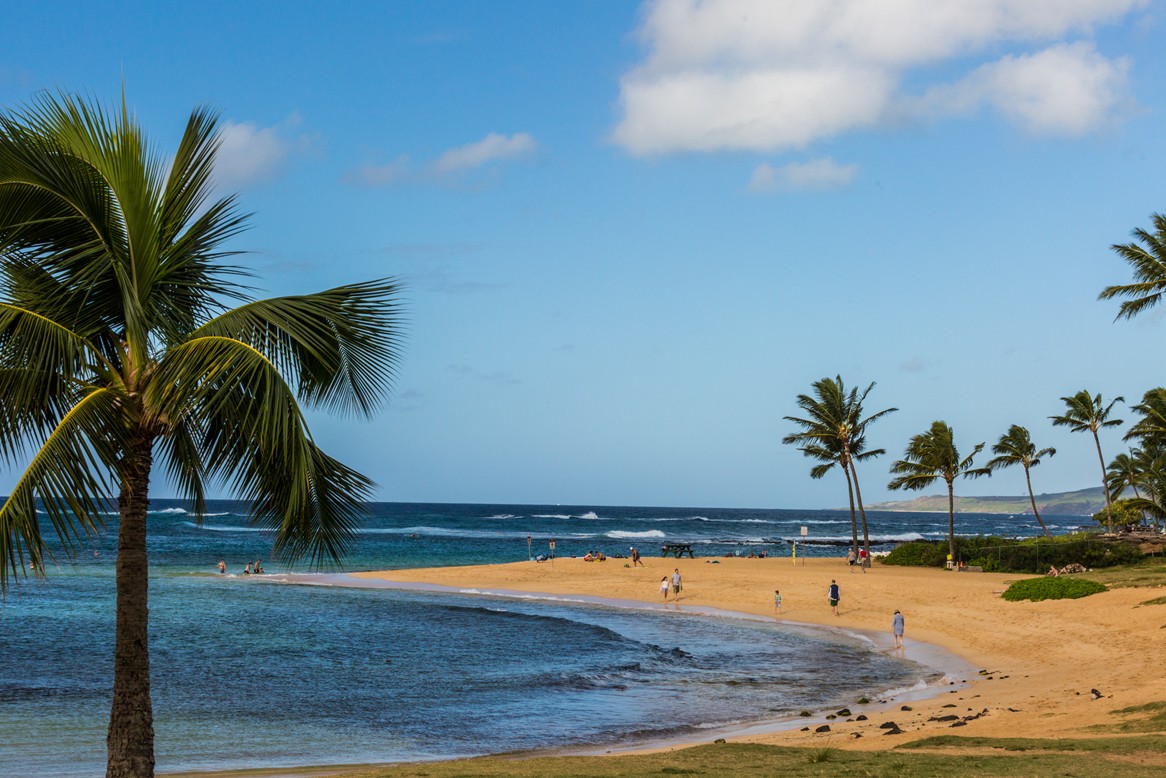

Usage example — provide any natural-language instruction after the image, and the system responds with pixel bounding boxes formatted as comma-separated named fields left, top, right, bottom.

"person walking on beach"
left=671, top=568, right=683, bottom=600
left=846, top=548, right=856, bottom=572
left=774, top=589, right=782, bottom=615
left=659, top=576, right=670, bottom=600
left=828, top=579, right=840, bottom=616
left=631, top=546, right=644, bottom=567
left=892, top=609, right=905, bottom=650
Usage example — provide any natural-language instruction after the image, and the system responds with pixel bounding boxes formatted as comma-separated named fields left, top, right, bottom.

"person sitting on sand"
left=597, top=552, right=606, bottom=561
left=583, top=552, right=594, bottom=562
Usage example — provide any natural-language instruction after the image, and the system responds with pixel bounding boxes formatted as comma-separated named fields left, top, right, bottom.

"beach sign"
left=800, top=526, right=808, bottom=537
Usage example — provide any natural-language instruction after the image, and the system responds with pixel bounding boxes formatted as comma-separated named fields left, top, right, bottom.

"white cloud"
left=748, top=157, right=859, bottom=193
left=345, top=156, right=412, bottom=187
left=347, top=132, right=537, bottom=187
left=613, top=0, right=1146, bottom=155
left=215, top=120, right=292, bottom=189
left=434, top=132, right=537, bottom=173
left=916, top=42, right=1131, bottom=134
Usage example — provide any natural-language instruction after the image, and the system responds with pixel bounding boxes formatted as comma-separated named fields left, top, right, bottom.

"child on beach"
left=660, top=576, right=670, bottom=600
left=774, top=589, right=782, bottom=614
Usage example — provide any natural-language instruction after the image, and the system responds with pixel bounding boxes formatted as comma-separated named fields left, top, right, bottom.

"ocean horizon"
left=1, top=500, right=1072, bottom=775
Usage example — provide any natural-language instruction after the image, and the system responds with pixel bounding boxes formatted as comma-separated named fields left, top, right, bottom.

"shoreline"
left=349, top=557, right=1166, bottom=749
left=265, top=571, right=976, bottom=748
left=165, top=556, right=1166, bottom=776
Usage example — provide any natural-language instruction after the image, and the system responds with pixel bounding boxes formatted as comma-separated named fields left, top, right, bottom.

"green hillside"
left=867, top=486, right=1105, bottom=516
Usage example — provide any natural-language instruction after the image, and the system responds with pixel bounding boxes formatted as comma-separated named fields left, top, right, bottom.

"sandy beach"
left=353, top=556, right=1166, bottom=750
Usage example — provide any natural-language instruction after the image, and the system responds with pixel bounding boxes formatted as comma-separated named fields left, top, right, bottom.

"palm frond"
left=0, top=386, right=123, bottom=589
left=192, top=280, right=405, bottom=417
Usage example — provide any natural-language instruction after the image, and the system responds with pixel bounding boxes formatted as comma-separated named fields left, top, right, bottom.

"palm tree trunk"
left=946, top=478, right=956, bottom=562
left=842, top=461, right=858, bottom=555
left=107, top=435, right=155, bottom=778
left=1024, top=466, right=1052, bottom=539
left=851, top=466, right=872, bottom=564
left=1092, top=430, right=1114, bottom=534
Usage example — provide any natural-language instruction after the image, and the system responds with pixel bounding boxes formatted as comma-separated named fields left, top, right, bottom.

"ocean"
left=0, top=501, right=1078, bottom=775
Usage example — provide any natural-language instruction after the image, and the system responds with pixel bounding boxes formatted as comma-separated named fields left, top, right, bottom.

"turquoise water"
left=1, top=501, right=1055, bottom=775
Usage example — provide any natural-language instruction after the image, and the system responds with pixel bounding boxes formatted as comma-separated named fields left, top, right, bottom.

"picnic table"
left=660, top=543, right=695, bottom=558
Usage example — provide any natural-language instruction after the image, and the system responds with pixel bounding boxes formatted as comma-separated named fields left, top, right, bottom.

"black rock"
left=836, top=708, right=852, bottom=717
left=950, top=721, right=967, bottom=727
left=929, top=715, right=960, bottom=722
left=815, top=725, right=831, bottom=733
left=855, top=714, right=868, bottom=721
left=714, top=738, right=726, bottom=744
left=878, top=721, right=899, bottom=729
left=900, top=705, right=913, bottom=711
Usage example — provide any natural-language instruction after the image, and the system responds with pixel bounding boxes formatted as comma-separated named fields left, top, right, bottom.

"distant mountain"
left=866, top=487, right=1105, bottom=517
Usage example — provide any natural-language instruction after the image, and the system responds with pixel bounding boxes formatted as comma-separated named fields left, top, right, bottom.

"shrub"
left=883, top=536, right=1143, bottom=573
left=1001, top=577, right=1107, bottom=602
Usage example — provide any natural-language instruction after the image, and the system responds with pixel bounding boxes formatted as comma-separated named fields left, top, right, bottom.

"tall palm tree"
left=1050, top=390, right=1123, bottom=534
left=1098, top=212, right=1166, bottom=319
left=783, top=376, right=897, bottom=560
left=887, top=421, right=989, bottom=561
left=0, top=94, right=403, bottom=778
left=985, top=425, right=1055, bottom=539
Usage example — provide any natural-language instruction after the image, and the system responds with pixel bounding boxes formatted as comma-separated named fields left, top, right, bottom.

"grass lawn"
left=318, top=737, right=1166, bottom=778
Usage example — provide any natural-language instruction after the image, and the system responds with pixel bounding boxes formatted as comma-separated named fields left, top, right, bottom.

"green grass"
left=320, top=739, right=1166, bottom=778
left=1093, top=702, right=1166, bottom=734
left=1069, top=556, right=1166, bottom=588
left=1001, top=576, right=1107, bottom=601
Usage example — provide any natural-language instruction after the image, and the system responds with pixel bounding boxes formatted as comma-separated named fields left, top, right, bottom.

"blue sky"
left=4, top=1, right=1166, bottom=509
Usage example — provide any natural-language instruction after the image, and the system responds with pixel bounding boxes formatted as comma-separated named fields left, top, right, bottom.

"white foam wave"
left=577, top=511, right=600, bottom=520
left=483, top=514, right=520, bottom=520
left=532, top=514, right=572, bottom=519
left=151, top=507, right=188, bottom=515
left=605, top=529, right=666, bottom=539
left=185, top=522, right=266, bottom=532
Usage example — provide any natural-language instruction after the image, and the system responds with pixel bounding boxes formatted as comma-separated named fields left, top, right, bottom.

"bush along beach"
left=1002, top=577, right=1109, bottom=602
left=882, top=535, right=1144, bottom=573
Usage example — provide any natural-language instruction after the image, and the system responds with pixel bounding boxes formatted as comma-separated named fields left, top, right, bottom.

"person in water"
left=217, top=560, right=226, bottom=574
left=254, top=559, right=264, bottom=574
left=243, top=562, right=252, bottom=575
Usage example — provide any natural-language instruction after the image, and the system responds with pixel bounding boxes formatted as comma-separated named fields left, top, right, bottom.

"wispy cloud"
left=434, top=132, right=537, bottom=173
left=612, top=0, right=1145, bottom=155
left=347, top=132, right=537, bottom=187
left=748, top=157, right=859, bottom=193
left=215, top=116, right=313, bottom=189
left=447, top=364, right=522, bottom=385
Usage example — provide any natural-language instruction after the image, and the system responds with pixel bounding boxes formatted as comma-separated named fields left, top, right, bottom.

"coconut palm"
left=1107, top=451, right=1145, bottom=501
left=1098, top=213, right=1166, bottom=319
left=0, top=93, right=403, bottom=778
left=783, top=376, right=897, bottom=560
left=985, top=425, right=1055, bottom=539
left=1050, top=390, right=1123, bottom=534
left=887, top=421, right=989, bottom=561
left=1124, top=388, right=1166, bottom=448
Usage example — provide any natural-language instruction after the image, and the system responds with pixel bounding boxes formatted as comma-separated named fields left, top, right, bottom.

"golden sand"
left=353, top=556, right=1166, bottom=749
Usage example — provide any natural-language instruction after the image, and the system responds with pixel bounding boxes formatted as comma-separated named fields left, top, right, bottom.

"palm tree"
left=888, top=421, right=989, bottom=561
left=1098, top=213, right=1166, bottom=319
left=985, top=425, right=1055, bottom=539
left=783, top=376, right=897, bottom=560
left=0, top=93, right=403, bottom=778
left=1050, top=390, right=1123, bottom=534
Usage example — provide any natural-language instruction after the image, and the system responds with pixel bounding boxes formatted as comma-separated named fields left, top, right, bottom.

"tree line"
left=784, top=212, right=1166, bottom=562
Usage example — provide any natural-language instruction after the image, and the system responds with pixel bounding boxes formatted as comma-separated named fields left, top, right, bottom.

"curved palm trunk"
left=842, top=462, right=858, bottom=555
left=946, top=478, right=956, bottom=562
left=107, top=436, right=155, bottom=778
left=1024, top=466, right=1052, bottom=539
left=851, top=467, right=872, bottom=563
left=1092, top=430, right=1114, bottom=534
